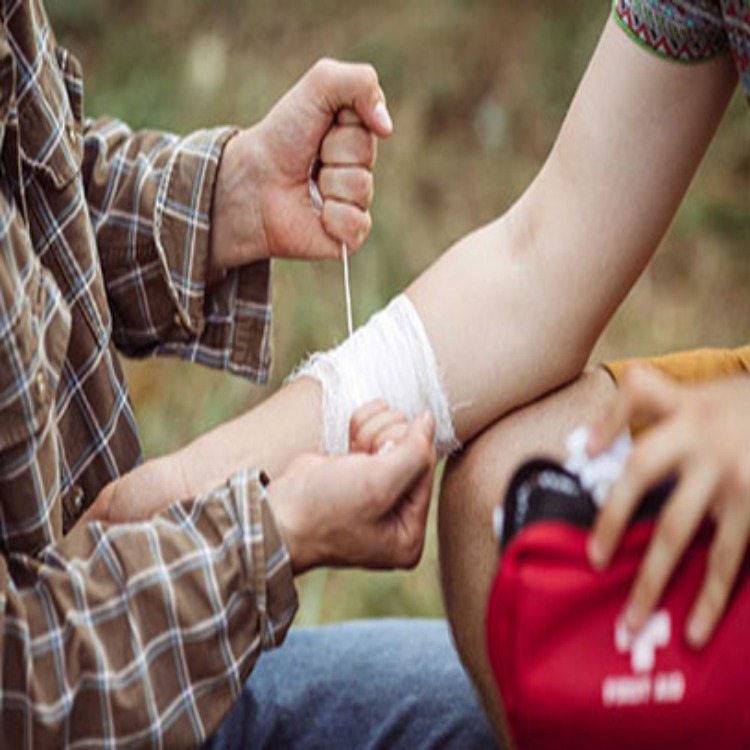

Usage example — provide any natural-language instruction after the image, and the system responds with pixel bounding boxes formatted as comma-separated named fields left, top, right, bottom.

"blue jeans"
left=205, top=618, right=499, bottom=749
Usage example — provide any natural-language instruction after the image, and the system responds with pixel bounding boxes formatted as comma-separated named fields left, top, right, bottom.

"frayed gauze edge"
left=288, top=294, right=460, bottom=457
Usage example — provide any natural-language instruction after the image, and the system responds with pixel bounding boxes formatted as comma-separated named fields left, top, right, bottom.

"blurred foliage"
left=47, top=1, right=749, bottom=624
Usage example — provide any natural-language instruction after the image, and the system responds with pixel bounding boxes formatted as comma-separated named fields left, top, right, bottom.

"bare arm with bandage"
left=97, top=17, right=737, bottom=518
left=175, top=18, right=735, bottom=468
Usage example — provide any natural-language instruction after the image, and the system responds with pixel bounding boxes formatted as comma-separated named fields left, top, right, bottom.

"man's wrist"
left=209, top=126, right=269, bottom=275
left=266, top=476, right=316, bottom=576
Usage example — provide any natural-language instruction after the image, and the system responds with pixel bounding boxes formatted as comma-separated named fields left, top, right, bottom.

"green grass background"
left=47, top=0, right=749, bottom=624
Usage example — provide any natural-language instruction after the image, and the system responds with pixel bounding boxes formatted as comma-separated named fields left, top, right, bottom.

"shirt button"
left=34, top=371, right=49, bottom=405
left=173, top=311, right=193, bottom=341
left=66, top=123, right=78, bottom=143
left=70, top=485, right=85, bottom=515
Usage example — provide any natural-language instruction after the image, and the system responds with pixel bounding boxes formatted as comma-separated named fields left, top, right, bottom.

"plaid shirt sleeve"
left=0, top=469, right=298, bottom=748
left=0, top=5, right=297, bottom=746
left=82, top=117, right=273, bottom=382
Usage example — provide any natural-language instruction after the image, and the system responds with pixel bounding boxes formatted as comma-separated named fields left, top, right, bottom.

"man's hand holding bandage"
left=210, top=59, right=392, bottom=273
left=87, top=403, right=437, bottom=574
left=268, top=404, right=437, bottom=573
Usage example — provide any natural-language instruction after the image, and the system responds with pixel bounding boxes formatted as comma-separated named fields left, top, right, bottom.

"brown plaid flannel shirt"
left=0, top=0, right=297, bottom=746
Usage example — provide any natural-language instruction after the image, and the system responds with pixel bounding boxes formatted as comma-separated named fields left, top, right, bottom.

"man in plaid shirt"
left=0, top=1, right=496, bottom=748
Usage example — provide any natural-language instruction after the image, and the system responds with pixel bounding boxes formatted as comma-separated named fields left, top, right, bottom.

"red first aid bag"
left=486, top=459, right=750, bottom=750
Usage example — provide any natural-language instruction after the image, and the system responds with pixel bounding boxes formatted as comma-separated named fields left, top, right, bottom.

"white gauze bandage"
left=564, top=425, right=632, bottom=507
left=290, top=294, right=459, bottom=457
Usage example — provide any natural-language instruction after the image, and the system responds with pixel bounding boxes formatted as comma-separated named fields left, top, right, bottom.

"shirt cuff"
left=232, top=469, right=298, bottom=651
left=154, top=126, right=274, bottom=381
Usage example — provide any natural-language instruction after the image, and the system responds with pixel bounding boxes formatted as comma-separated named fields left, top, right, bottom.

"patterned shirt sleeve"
left=0, top=469, right=298, bottom=748
left=82, top=118, right=273, bottom=382
left=613, top=0, right=729, bottom=63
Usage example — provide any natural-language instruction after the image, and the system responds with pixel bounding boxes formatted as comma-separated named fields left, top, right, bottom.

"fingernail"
left=373, top=101, right=393, bottom=132
left=587, top=538, right=605, bottom=569
left=623, top=605, right=639, bottom=633
left=378, top=440, right=395, bottom=456
left=687, top=615, right=707, bottom=648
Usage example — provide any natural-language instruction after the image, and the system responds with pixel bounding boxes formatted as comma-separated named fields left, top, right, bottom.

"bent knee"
left=438, top=439, right=512, bottom=743
left=439, top=440, right=502, bottom=616
left=438, top=425, right=517, bottom=703
left=438, top=368, right=618, bottom=737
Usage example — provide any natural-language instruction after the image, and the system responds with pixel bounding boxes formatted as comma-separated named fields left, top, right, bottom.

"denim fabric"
left=206, top=618, right=499, bottom=750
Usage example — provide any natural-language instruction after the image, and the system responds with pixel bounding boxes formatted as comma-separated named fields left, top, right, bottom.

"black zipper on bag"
left=499, top=459, right=676, bottom=552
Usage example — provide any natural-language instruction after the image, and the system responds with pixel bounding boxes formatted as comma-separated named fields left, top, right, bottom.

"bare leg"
left=438, top=367, right=617, bottom=740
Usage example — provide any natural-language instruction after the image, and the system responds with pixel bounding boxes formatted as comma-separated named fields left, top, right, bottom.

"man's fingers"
left=376, top=413, right=436, bottom=504
left=307, top=59, right=392, bottom=137
left=315, top=123, right=375, bottom=248
left=350, top=399, right=390, bottom=450
left=352, top=409, right=407, bottom=454
left=391, top=461, right=435, bottom=569
left=319, top=166, right=374, bottom=212
left=588, top=423, right=688, bottom=569
left=622, top=465, right=719, bottom=633
left=686, top=505, right=750, bottom=648
left=374, top=422, right=409, bottom=454
left=320, top=124, right=377, bottom=169
left=337, top=107, right=362, bottom=126
left=384, top=415, right=437, bottom=568
left=588, top=366, right=680, bottom=455
left=321, top=200, right=371, bottom=251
